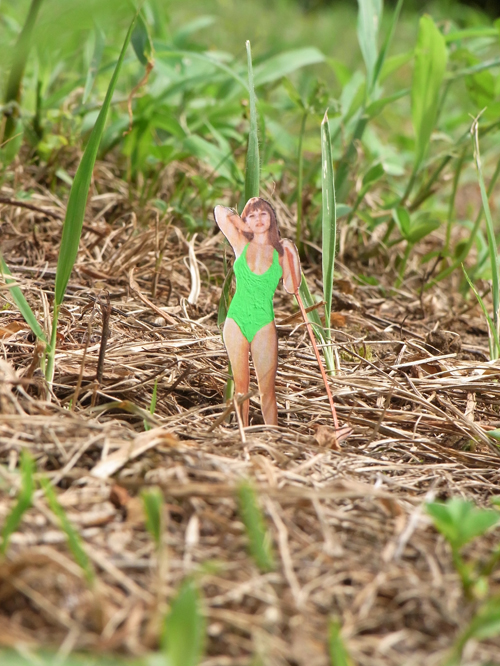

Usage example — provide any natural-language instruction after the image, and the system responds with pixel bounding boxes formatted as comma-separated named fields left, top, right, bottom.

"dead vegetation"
left=1, top=166, right=500, bottom=665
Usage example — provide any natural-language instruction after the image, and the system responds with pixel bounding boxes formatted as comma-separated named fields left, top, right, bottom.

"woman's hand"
left=280, top=239, right=301, bottom=294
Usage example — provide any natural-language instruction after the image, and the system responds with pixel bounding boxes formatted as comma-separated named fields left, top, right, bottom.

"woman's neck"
left=251, top=233, right=270, bottom=246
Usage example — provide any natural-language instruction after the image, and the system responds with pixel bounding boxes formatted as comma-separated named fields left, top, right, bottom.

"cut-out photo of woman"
left=214, top=197, right=301, bottom=426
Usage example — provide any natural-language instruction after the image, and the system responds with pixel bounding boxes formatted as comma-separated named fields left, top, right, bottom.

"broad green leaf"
left=41, top=477, right=95, bottom=586
left=141, top=488, right=163, bottom=547
left=0, top=254, right=47, bottom=342
left=1, top=450, right=35, bottom=555
left=407, top=219, right=440, bottom=244
left=411, top=15, right=448, bottom=169
left=237, top=482, right=275, bottom=573
left=162, top=579, right=205, bottom=666
left=253, top=47, right=325, bottom=86
left=244, top=40, right=260, bottom=202
left=392, top=207, right=411, bottom=239
left=426, top=499, right=500, bottom=551
left=356, top=0, right=382, bottom=91
left=336, top=204, right=352, bottom=219
left=131, top=9, right=154, bottom=66
left=329, top=619, right=353, bottom=666
left=487, top=428, right=500, bottom=441
left=321, top=111, right=337, bottom=334
left=362, top=163, right=384, bottom=188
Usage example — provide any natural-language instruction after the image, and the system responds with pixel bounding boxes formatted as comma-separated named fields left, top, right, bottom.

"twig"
left=96, top=293, right=112, bottom=384
left=0, top=197, right=63, bottom=219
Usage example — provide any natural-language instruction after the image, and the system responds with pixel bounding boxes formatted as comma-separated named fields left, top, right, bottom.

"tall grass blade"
left=472, top=117, right=500, bottom=353
left=298, top=274, right=325, bottom=338
left=371, top=0, right=404, bottom=94
left=162, top=578, right=205, bottom=666
left=141, top=487, right=163, bottom=548
left=1, top=0, right=45, bottom=145
left=1, top=450, right=35, bottom=555
left=356, top=0, right=382, bottom=93
left=321, top=111, right=337, bottom=373
left=244, top=40, right=260, bottom=202
left=237, top=481, right=275, bottom=573
left=0, top=255, right=47, bottom=343
left=41, top=478, right=95, bottom=587
left=462, top=265, right=500, bottom=360
left=46, top=9, right=140, bottom=381
left=411, top=15, right=447, bottom=170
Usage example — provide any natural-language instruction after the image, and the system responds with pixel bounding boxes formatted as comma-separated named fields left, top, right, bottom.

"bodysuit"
left=227, top=243, right=283, bottom=342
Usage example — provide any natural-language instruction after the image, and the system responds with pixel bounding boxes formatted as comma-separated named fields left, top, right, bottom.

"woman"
left=214, top=197, right=301, bottom=426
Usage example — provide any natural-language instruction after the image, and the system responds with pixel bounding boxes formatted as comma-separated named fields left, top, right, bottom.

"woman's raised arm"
left=213, top=206, right=249, bottom=255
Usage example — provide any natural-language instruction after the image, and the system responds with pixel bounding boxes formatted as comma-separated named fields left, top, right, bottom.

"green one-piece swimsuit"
left=227, top=243, right=283, bottom=343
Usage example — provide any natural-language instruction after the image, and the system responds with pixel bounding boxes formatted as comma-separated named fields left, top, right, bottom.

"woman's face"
left=245, top=206, right=272, bottom=235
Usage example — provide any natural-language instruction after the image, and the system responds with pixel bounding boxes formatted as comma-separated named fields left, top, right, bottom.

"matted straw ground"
left=1, top=164, right=500, bottom=665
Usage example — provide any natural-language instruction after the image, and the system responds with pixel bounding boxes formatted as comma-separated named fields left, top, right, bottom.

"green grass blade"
left=41, top=477, right=95, bottom=587
left=217, top=265, right=234, bottom=327
left=472, top=118, right=500, bottom=349
left=253, top=47, right=325, bottom=86
left=46, top=10, right=140, bottom=382
left=0, top=254, right=47, bottom=343
left=298, top=274, right=324, bottom=334
left=371, top=0, right=404, bottom=93
left=329, top=619, right=353, bottom=666
left=321, top=111, right=337, bottom=339
left=162, top=578, right=205, bottom=666
left=462, top=264, right=500, bottom=360
left=237, top=481, right=275, bottom=573
left=143, top=378, right=158, bottom=431
left=244, top=40, right=260, bottom=202
left=141, top=487, right=163, bottom=548
left=356, top=0, right=382, bottom=93
left=1, top=450, right=35, bottom=556
left=54, top=11, right=139, bottom=309
left=1, top=0, right=44, bottom=144
left=411, top=15, right=447, bottom=170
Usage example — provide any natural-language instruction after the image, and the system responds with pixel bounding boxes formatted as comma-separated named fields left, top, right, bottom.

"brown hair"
left=241, top=198, right=283, bottom=256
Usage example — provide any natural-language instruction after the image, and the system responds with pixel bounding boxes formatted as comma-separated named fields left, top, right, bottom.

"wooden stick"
left=285, top=248, right=339, bottom=429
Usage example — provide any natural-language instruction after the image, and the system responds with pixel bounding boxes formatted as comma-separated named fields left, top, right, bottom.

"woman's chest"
left=245, top=245, right=275, bottom=274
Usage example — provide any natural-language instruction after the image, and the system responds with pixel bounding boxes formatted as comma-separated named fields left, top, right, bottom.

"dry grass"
left=1, top=163, right=500, bottom=665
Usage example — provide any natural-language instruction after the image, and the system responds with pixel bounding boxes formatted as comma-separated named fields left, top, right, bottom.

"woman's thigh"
left=223, top=317, right=250, bottom=387
left=251, top=321, right=278, bottom=391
